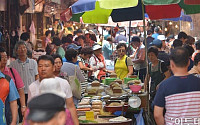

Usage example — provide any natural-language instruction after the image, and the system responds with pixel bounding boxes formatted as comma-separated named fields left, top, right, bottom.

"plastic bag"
left=134, top=108, right=145, bottom=125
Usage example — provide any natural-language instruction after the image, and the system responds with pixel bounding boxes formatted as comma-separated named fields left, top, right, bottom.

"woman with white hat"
left=89, top=44, right=111, bottom=80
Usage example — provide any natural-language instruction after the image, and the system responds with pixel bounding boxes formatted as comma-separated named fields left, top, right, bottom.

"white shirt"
left=28, top=77, right=72, bottom=102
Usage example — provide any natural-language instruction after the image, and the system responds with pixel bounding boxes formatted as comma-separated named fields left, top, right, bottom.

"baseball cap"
left=39, top=78, right=66, bottom=98
left=151, top=39, right=162, bottom=47
left=92, top=44, right=102, bottom=51
left=76, top=29, right=83, bottom=34
left=67, top=43, right=82, bottom=50
left=131, top=36, right=140, bottom=43
left=154, top=27, right=160, bottom=32
left=85, top=31, right=90, bottom=35
left=157, top=35, right=166, bottom=41
left=27, top=93, right=65, bottom=122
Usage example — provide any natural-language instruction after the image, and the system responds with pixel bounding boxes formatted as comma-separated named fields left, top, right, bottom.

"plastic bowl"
left=129, top=85, right=142, bottom=93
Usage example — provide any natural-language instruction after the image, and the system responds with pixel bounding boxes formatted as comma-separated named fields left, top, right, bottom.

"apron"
left=149, top=60, right=165, bottom=99
left=115, top=55, right=129, bottom=80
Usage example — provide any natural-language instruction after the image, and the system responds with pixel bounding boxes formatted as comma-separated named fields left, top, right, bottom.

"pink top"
left=3, top=67, right=24, bottom=89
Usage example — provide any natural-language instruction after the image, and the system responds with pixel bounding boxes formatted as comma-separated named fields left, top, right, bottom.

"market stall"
left=77, top=74, right=148, bottom=125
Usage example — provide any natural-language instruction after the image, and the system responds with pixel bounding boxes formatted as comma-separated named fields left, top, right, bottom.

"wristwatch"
left=21, top=106, right=26, bottom=108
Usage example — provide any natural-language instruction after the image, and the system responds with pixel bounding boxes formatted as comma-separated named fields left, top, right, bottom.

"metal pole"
left=142, top=0, right=150, bottom=115
left=7, top=0, right=11, bottom=58
left=128, top=21, right=131, bottom=56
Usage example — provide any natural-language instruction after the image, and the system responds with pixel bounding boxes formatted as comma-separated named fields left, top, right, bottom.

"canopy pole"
left=128, top=21, right=131, bottom=56
left=142, top=0, right=150, bottom=115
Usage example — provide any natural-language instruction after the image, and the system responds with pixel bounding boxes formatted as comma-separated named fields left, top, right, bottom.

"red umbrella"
left=146, top=4, right=182, bottom=20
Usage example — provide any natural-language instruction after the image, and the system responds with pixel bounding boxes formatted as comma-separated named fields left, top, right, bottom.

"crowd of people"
left=0, top=25, right=200, bottom=125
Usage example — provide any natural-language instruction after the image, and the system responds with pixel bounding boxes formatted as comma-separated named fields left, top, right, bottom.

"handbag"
left=68, top=65, right=82, bottom=99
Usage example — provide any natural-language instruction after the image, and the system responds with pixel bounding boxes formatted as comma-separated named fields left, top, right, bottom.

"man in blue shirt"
left=102, top=36, right=114, bottom=60
left=0, top=54, right=20, bottom=125
left=152, top=27, right=160, bottom=39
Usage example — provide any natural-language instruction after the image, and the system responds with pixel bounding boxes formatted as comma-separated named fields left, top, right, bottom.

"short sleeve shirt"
left=3, top=67, right=24, bottom=89
left=127, top=57, right=133, bottom=66
left=28, top=77, right=72, bottom=101
left=56, top=46, right=65, bottom=58
left=154, top=74, right=200, bottom=124
left=10, top=58, right=38, bottom=94
left=61, top=62, right=85, bottom=83
left=0, top=72, right=19, bottom=125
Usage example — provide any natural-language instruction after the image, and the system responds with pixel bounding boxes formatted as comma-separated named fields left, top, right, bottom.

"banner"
left=60, top=8, right=72, bottom=22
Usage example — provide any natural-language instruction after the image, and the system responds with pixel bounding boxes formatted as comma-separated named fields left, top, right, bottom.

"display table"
left=79, top=116, right=132, bottom=125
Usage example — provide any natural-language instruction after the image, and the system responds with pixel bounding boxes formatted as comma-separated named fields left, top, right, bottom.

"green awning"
left=179, top=0, right=200, bottom=14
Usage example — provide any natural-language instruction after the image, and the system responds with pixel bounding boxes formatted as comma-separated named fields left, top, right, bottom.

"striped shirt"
left=77, top=56, right=89, bottom=93
left=10, top=58, right=38, bottom=94
left=154, top=74, right=200, bottom=125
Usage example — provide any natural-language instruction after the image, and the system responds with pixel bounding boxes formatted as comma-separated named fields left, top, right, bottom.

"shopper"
left=145, top=46, right=170, bottom=108
left=154, top=47, right=200, bottom=125
left=0, top=54, right=19, bottom=125
left=130, top=36, right=146, bottom=82
left=28, top=55, right=79, bottom=125
left=27, top=93, right=66, bottom=125
left=0, top=47, right=26, bottom=124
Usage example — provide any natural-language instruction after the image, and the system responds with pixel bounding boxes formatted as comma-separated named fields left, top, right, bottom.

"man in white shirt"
left=28, top=55, right=79, bottom=125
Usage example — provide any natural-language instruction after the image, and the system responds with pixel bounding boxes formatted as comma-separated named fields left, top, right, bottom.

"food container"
left=104, top=105, right=129, bottom=114
left=114, top=79, right=123, bottom=84
left=129, top=85, right=142, bottom=93
left=123, top=78, right=139, bottom=84
left=101, top=95, right=111, bottom=104
left=91, top=81, right=100, bottom=87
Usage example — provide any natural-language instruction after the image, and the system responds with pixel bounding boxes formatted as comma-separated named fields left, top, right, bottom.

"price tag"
left=86, top=111, right=94, bottom=121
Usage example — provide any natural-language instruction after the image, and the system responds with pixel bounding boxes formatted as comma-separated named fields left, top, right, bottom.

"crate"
left=104, top=78, right=117, bottom=85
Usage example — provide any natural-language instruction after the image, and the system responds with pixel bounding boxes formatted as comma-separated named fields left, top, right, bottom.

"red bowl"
left=104, top=105, right=128, bottom=114
left=129, top=85, right=142, bottom=93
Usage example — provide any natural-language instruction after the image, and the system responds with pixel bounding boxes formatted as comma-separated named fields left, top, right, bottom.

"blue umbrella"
left=145, top=11, right=192, bottom=22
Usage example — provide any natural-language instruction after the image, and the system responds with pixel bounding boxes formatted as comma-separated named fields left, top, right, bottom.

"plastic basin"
left=129, top=85, right=142, bottom=93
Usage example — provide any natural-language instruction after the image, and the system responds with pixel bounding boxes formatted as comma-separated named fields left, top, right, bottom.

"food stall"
left=77, top=74, right=148, bottom=125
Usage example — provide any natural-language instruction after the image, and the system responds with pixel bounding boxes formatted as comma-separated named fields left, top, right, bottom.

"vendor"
left=89, top=44, right=112, bottom=80
left=114, top=43, right=133, bottom=80
left=144, top=46, right=170, bottom=107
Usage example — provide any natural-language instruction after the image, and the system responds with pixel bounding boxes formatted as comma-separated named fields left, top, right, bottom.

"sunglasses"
left=117, top=49, right=126, bottom=53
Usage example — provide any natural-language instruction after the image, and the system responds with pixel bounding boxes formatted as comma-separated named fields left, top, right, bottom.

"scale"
left=128, top=96, right=141, bottom=108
